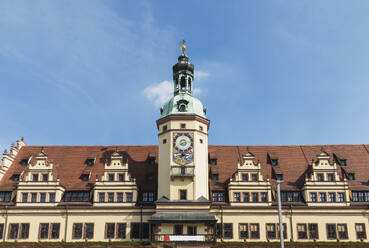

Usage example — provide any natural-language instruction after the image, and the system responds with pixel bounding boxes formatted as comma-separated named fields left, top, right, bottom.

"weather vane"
left=179, top=39, right=186, bottom=53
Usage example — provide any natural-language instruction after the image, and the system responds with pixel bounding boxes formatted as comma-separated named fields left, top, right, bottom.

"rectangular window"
left=365, top=192, right=369, bottom=202
left=199, top=126, right=203, bottom=131
left=51, top=223, right=60, bottom=239
left=212, top=173, right=219, bottom=181
left=0, top=192, right=11, bottom=202
left=108, top=173, right=115, bottom=182
left=297, top=224, right=307, bottom=239
left=327, top=173, right=334, bottom=182
left=348, top=173, right=355, bottom=180
left=212, top=191, right=224, bottom=202
left=239, top=223, right=248, bottom=239
left=20, top=223, right=29, bottom=239
left=106, top=223, right=115, bottom=239
left=242, top=173, right=248, bottom=181
left=317, top=173, right=324, bottom=182
left=22, top=193, right=28, bottom=203
left=162, top=125, right=167, bottom=132
left=49, top=193, right=55, bottom=203
left=9, top=224, right=19, bottom=239
left=108, top=192, right=114, bottom=203
left=187, top=226, right=197, bottom=235
left=328, top=192, right=336, bottom=202
left=277, top=223, right=287, bottom=239
left=117, top=192, right=123, bottom=202
left=118, top=173, right=125, bottom=182
left=252, top=192, right=258, bottom=202
left=243, top=192, right=249, bottom=202
left=33, top=174, right=39, bottom=182
left=210, top=159, right=217, bottom=165
left=353, top=191, right=358, bottom=201
left=250, top=223, right=260, bottom=239
left=266, top=223, right=276, bottom=239
left=179, top=190, right=187, bottom=200
left=320, top=193, right=326, bottom=202
left=0, top=224, right=4, bottom=239
left=126, top=192, right=133, bottom=202
left=355, top=223, right=366, bottom=239
left=40, top=223, right=49, bottom=239
left=117, top=223, right=126, bottom=239
left=310, top=192, right=317, bottom=202
left=84, top=223, right=94, bottom=239
left=81, top=174, right=89, bottom=181
left=261, top=192, right=267, bottom=202
left=180, top=123, right=186, bottom=129
left=215, top=223, right=222, bottom=238
left=337, top=224, right=348, bottom=239
left=143, top=192, right=154, bottom=202
left=251, top=174, right=258, bottom=181
left=174, top=224, right=183, bottom=235
left=338, top=192, right=345, bottom=202
left=281, top=191, right=302, bottom=202
left=31, top=193, right=37, bottom=203
left=40, top=193, right=46, bottom=203
left=309, top=223, right=319, bottom=239
left=233, top=192, right=240, bottom=202
left=64, top=191, right=90, bottom=202
left=73, top=223, right=83, bottom=239
left=327, top=224, right=337, bottom=240
left=99, top=192, right=105, bottom=203
left=42, top=174, right=48, bottom=181
left=359, top=192, right=365, bottom=202
left=223, top=223, right=233, bottom=239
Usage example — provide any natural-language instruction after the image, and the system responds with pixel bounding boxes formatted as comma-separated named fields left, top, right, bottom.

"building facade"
left=1, top=50, right=369, bottom=244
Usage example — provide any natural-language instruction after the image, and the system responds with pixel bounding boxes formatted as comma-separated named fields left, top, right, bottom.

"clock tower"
left=156, top=46, right=210, bottom=201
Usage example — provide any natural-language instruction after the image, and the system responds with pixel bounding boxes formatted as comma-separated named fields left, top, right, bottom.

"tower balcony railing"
left=170, top=166, right=195, bottom=178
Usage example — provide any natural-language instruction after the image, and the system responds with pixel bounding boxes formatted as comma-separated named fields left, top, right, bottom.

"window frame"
left=297, top=223, right=307, bottom=239
left=355, top=223, right=366, bottom=240
left=239, top=223, right=248, bottom=239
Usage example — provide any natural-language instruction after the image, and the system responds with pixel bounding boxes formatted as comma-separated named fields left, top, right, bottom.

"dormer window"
left=81, top=174, right=89, bottom=181
left=86, top=158, right=95, bottom=166
left=276, top=173, right=283, bottom=181
left=210, top=159, right=217, bottom=165
left=148, top=157, right=155, bottom=166
left=242, top=173, right=248, bottom=181
left=317, top=173, right=324, bottom=182
left=42, top=174, right=49, bottom=182
left=108, top=174, right=115, bottom=182
left=348, top=173, right=355, bottom=180
left=118, top=173, right=125, bottom=182
left=12, top=174, right=20, bottom=182
left=327, top=173, right=334, bottom=182
left=271, top=159, right=278, bottom=166
left=340, top=159, right=347, bottom=166
left=211, top=174, right=219, bottom=181
left=20, top=158, right=28, bottom=166
left=33, top=174, right=39, bottom=182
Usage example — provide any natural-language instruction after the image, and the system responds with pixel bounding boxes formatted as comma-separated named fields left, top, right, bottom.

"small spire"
left=21, top=136, right=24, bottom=141
left=3, top=149, right=7, bottom=155
left=179, top=39, right=186, bottom=54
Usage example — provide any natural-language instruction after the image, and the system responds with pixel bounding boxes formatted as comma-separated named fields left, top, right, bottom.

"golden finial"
left=179, top=40, right=186, bottom=53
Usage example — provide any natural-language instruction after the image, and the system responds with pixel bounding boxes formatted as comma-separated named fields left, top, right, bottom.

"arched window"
left=180, top=77, right=186, bottom=91
left=179, top=104, right=186, bottom=112
left=175, top=79, right=179, bottom=90
left=188, top=78, right=192, bottom=92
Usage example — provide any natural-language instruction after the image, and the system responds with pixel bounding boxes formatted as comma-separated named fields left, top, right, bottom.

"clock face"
left=173, top=132, right=194, bottom=165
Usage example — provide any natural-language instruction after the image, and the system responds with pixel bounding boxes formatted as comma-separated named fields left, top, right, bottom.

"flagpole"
left=277, top=179, right=285, bottom=248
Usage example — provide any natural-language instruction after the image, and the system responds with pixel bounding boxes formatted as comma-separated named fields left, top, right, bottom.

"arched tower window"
left=180, top=77, right=186, bottom=91
left=188, top=78, right=192, bottom=92
left=179, top=104, right=186, bottom=112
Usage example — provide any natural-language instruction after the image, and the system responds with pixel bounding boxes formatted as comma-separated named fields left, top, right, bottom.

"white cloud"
left=143, top=80, right=173, bottom=107
left=195, top=70, right=210, bottom=81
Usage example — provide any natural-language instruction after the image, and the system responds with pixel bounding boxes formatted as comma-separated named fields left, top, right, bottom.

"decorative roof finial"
left=179, top=39, right=186, bottom=53
left=3, top=149, right=7, bottom=155
left=21, top=136, right=24, bottom=141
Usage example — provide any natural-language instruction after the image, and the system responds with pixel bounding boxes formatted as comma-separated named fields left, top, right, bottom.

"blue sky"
left=1, top=1, right=369, bottom=152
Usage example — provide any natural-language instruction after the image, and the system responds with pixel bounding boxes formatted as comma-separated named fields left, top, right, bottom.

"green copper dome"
left=160, top=93, right=206, bottom=118
left=160, top=52, right=207, bottom=118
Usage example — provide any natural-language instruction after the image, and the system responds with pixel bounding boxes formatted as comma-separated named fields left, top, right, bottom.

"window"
left=309, top=224, right=319, bottom=239
left=200, top=139, right=203, bottom=144
left=261, top=192, right=267, bottom=202
left=39, top=223, right=49, bottom=239
left=33, top=174, right=39, bottom=182
left=42, top=174, right=48, bottom=181
left=147, top=173, right=153, bottom=181
left=142, top=192, right=154, bottom=202
left=31, top=193, right=37, bottom=202
left=117, top=223, right=126, bottom=239
left=40, top=193, right=46, bottom=203
left=210, top=159, right=217, bottom=165
left=106, top=223, right=115, bottom=238
left=180, top=123, right=186, bottom=129
left=22, top=193, right=28, bottom=203
left=9, top=224, right=19, bottom=239
left=358, top=192, right=365, bottom=202
left=20, top=223, right=29, bottom=239
left=243, top=192, right=249, bottom=202
left=99, top=193, right=105, bottom=203
left=212, top=191, right=224, bottom=202
left=317, top=173, right=324, bottom=182
left=149, top=158, right=155, bottom=166
left=86, top=158, right=95, bottom=166
left=20, top=158, right=28, bottom=166
left=174, top=225, right=183, bottom=235
left=108, top=174, right=115, bottom=182
left=126, top=192, right=133, bottom=202
left=117, top=192, right=123, bottom=202
left=162, top=125, right=167, bottom=132
left=12, top=174, right=20, bottom=181
left=188, top=226, right=197, bottom=235
left=251, top=174, right=258, bottom=181
left=130, top=223, right=140, bottom=239
left=239, top=223, right=248, bottom=239
left=297, top=224, right=307, bottom=239
left=0, top=224, right=3, bottom=239
left=338, top=192, right=345, bottom=202
left=85, top=223, right=94, bottom=239
left=348, top=173, right=355, bottom=180
left=271, top=159, right=278, bottom=166
left=320, top=193, right=326, bottom=202
left=179, top=190, right=187, bottom=200
left=73, top=223, right=83, bottom=239
left=277, top=223, right=287, bottom=239
left=340, top=159, right=347, bottom=166
left=51, top=223, right=60, bottom=239
left=266, top=224, right=276, bottom=239
left=118, top=173, right=125, bottom=182
left=252, top=192, right=258, bottom=202
left=223, top=223, right=233, bottom=239
left=49, top=193, right=55, bottom=203
left=365, top=192, right=369, bottom=202
left=276, top=173, right=283, bottom=180
left=0, top=192, right=11, bottom=202
left=327, top=173, right=334, bottom=182
left=250, top=223, right=260, bottom=239
left=199, top=126, right=203, bottom=131
left=326, top=224, right=337, bottom=240
left=64, top=191, right=90, bottom=202
left=241, top=173, right=248, bottom=181
left=9, top=223, right=30, bottom=239
left=310, top=192, right=317, bottom=202
left=355, top=223, right=366, bottom=239
left=337, top=224, right=348, bottom=239
left=328, top=192, right=336, bottom=202
left=108, top=192, right=114, bottom=202
left=281, top=191, right=302, bottom=202
left=233, top=192, right=240, bottom=202
left=211, top=173, right=219, bottom=181
left=163, top=139, right=167, bottom=144
left=215, top=223, right=222, bottom=238
left=81, top=174, right=89, bottom=181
